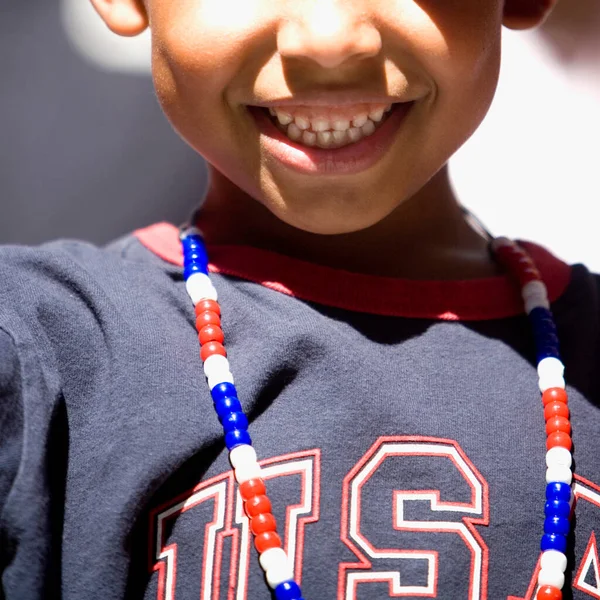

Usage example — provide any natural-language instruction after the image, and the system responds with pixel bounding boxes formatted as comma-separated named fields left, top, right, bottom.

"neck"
left=196, top=166, right=502, bottom=280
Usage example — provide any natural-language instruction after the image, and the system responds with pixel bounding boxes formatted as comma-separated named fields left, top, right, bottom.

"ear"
left=503, top=0, right=557, bottom=30
left=89, top=0, right=149, bottom=37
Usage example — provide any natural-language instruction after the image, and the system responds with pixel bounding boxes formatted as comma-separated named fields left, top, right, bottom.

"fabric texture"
left=0, top=225, right=599, bottom=600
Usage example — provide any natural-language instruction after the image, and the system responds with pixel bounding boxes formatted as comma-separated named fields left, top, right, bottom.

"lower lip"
left=249, top=103, right=413, bottom=176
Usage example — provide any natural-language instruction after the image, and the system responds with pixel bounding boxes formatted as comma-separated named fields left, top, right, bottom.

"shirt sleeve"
left=0, top=322, right=65, bottom=598
left=0, top=328, right=24, bottom=522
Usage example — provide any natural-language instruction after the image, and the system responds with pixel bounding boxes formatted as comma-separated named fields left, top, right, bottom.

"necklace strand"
left=180, top=228, right=573, bottom=600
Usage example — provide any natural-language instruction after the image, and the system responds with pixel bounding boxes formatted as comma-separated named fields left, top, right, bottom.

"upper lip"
left=249, top=92, right=410, bottom=108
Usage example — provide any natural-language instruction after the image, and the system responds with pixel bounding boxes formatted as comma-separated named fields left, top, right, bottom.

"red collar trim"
left=135, top=222, right=572, bottom=321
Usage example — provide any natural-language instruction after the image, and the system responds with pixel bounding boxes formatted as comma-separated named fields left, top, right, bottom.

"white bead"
left=538, top=568, right=565, bottom=589
left=266, top=562, right=295, bottom=589
left=259, top=548, right=289, bottom=572
left=207, top=371, right=234, bottom=390
left=525, top=294, right=550, bottom=314
left=539, top=374, right=565, bottom=393
left=546, top=465, right=572, bottom=485
left=522, top=280, right=548, bottom=300
left=204, top=355, right=235, bottom=389
left=186, top=273, right=218, bottom=303
left=538, top=357, right=565, bottom=380
left=234, top=461, right=262, bottom=484
left=540, top=550, right=568, bottom=573
left=546, top=447, right=572, bottom=469
left=203, top=354, right=230, bottom=378
left=229, top=444, right=257, bottom=469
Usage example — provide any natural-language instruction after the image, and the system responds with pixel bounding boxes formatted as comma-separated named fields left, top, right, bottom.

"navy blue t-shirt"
left=1, top=222, right=599, bottom=600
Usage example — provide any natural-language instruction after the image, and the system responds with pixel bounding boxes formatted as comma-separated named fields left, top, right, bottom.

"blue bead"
left=534, top=331, right=558, bottom=348
left=530, top=323, right=553, bottom=338
left=182, top=241, right=204, bottom=255
left=545, top=499, right=571, bottom=519
left=211, top=382, right=239, bottom=403
left=182, top=238, right=209, bottom=271
left=225, top=429, right=252, bottom=450
left=537, top=343, right=560, bottom=361
left=221, top=411, right=249, bottom=433
left=183, top=246, right=205, bottom=256
left=540, top=532, right=568, bottom=553
left=213, top=396, right=243, bottom=420
left=535, top=330, right=559, bottom=344
left=532, top=311, right=555, bottom=325
left=529, top=306, right=554, bottom=325
left=184, top=258, right=208, bottom=271
left=546, top=482, right=571, bottom=503
left=181, top=234, right=204, bottom=247
left=184, top=263, right=208, bottom=279
left=537, top=345, right=561, bottom=362
left=544, top=515, right=570, bottom=536
left=184, top=247, right=208, bottom=260
left=274, top=581, right=303, bottom=600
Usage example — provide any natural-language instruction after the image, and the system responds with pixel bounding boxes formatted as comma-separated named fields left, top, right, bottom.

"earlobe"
left=89, top=0, right=149, bottom=37
left=503, top=0, right=557, bottom=30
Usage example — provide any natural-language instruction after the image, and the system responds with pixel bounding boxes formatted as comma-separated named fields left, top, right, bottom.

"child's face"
left=96, top=0, right=551, bottom=235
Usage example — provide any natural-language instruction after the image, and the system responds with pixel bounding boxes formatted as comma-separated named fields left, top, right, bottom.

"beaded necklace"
left=180, top=227, right=573, bottom=600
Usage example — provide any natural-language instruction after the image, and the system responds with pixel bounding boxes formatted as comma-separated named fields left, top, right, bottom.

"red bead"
left=542, top=388, right=568, bottom=406
left=195, top=310, right=221, bottom=330
left=245, top=494, right=272, bottom=518
left=499, top=250, right=528, bottom=269
left=536, top=585, right=562, bottom=600
left=544, top=401, right=569, bottom=421
left=254, top=531, right=282, bottom=553
left=546, top=416, right=571, bottom=436
left=547, top=431, right=572, bottom=451
left=195, top=300, right=220, bottom=317
left=517, top=268, right=542, bottom=285
left=239, top=478, right=266, bottom=501
left=495, top=245, right=520, bottom=260
left=198, top=324, right=224, bottom=345
left=250, top=512, right=277, bottom=535
left=517, top=258, right=534, bottom=268
left=200, top=341, right=227, bottom=362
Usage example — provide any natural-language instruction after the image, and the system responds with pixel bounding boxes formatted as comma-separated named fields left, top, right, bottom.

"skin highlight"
left=91, top=0, right=557, bottom=279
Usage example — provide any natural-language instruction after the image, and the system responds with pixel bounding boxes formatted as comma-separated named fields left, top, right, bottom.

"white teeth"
left=287, top=123, right=302, bottom=141
left=332, top=119, right=351, bottom=131
left=332, top=130, right=347, bottom=144
left=312, top=118, right=330, bottom=132
left=361, top=120, right=376, bottom=136
left=302, top=131, right=317, bottom=146
left=347, top=127, right=362, bottom=142
left=317, top=131, right=333, bottom=147
left=352, top=114, right=369, bottom=128
left=369, top=108, right=385, bottom=122
left=276, top=112, right=293, bottom=126
left=270, top=103, right=393, bottom=148
left=294, top=116, right=310, bottom=130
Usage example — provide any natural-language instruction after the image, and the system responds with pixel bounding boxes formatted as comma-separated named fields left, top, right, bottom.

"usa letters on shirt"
left=148, top=437, right=600, bottom=600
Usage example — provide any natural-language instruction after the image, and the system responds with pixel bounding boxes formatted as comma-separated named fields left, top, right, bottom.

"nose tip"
left=277, top=6, right=382, bottom=69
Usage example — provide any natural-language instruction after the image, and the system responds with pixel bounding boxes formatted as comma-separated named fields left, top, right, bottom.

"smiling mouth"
left=262, top=103, right=397, bottom=150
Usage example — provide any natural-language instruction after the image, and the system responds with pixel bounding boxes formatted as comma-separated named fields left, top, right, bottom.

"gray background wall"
left=0, top=0, right=207, bottom=246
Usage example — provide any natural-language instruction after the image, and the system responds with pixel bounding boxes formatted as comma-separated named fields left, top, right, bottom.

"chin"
left=271, top=203, right=392, bottom=236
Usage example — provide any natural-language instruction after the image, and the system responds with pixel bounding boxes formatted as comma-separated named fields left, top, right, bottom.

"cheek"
left=419, top=1, right=502, bottom=87
left=406, top=1, right=503, bottom=130
left=149, top=0, right=267, bottom=115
